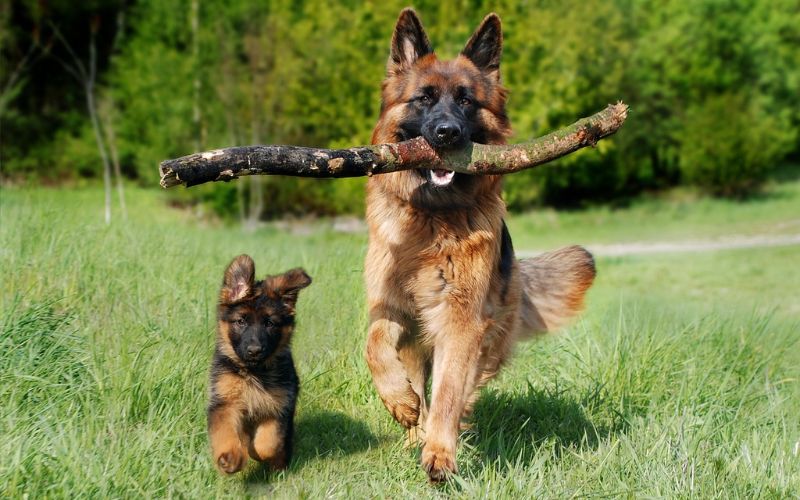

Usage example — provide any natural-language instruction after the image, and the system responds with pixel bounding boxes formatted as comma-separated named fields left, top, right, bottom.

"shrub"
left=675, top=93, right=795, bottom=197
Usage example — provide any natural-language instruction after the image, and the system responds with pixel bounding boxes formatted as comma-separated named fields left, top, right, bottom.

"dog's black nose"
left=435, top=123, right=461, bottom=144
left=246, top=345, right=262, bottom=357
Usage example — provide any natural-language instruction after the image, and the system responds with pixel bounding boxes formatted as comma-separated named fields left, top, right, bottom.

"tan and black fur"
left=208, top=255, right=311, bottom=474
left=365, top=9, right=596, bottom=481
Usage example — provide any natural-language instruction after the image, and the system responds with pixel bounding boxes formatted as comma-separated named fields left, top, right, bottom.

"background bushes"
left=2, top=0, right=798, bottom=217
left=676, top=93, right=796, bottom=196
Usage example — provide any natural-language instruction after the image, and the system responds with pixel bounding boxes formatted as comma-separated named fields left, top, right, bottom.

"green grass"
left=1, top=185, right=798, bottom=498
left=506, top=179, right=800, bottom=249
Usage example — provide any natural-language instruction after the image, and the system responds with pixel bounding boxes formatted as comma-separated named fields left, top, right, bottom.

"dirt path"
left=517, top=234, right=800, bottom=258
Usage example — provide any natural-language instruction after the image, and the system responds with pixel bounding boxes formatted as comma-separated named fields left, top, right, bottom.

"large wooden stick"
left=159, top=102, right=628, bottom=188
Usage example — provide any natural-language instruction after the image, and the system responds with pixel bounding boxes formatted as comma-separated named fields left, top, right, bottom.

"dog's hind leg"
left=461, top=307, right=521, bottom=426
left=366, top=311, right=423, bottom=429
left=398, top=339, right=430, bottom=447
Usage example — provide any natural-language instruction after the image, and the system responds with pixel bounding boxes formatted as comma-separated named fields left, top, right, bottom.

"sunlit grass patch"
left=1, top=186, right=797, bottom=497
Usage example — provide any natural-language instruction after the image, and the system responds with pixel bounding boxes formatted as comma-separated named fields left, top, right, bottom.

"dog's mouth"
left=242, top=351, right=269, bottom=366
left=423, top=169, right=455, bottom=188
left=243, top=357, right=264, bottom=367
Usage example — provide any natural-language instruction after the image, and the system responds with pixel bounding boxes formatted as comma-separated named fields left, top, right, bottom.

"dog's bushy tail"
left=517, top=245, right=596, bottom=336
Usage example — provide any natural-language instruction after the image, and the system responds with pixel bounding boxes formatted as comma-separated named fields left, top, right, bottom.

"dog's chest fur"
left=365, top=185, right=509, bottom=319
left=210, top=350, right=297, bottom=422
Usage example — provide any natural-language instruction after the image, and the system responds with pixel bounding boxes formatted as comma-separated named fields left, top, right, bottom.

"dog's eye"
left=418, top=95, right=431, bottom=105
left=459, top=97, right=472, bottom=106
left=264, top=318, right=273, bottom=327
left=235, top=318, right=247, bottom=327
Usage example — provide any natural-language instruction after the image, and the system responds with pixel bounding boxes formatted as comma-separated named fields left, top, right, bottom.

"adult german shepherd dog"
left=365, top=9, right=596, bottom=481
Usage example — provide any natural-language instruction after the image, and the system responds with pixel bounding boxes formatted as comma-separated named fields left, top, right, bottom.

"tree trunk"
left=100, top=95, right=127, bottom=220
left=49, top=21, right=115, bottom=223
left=85, top=26, right=113, bottom=225
left=87, top=85, right=112, bottom=224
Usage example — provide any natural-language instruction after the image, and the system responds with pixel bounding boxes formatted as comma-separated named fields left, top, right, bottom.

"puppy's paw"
left=267, top=455, right=288, bottom=471
left=216, top=447, right=246, bottom=474
left=421, top=442, right=457, bottom=483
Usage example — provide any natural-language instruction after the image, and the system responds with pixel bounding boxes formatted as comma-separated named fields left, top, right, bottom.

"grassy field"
left=1, top=184, right=798, bottom=498
left=506, top=180, right=800, bottom=250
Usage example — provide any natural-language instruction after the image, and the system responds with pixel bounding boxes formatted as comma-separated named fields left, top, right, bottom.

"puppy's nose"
left=246, top=345, right=262, bottom=357
left=435, top=123, right=461, bottom=144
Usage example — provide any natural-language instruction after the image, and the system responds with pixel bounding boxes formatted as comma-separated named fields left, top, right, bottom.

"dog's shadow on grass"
left=244, top=409, right=379, bottom=483
left=463, top=385, right=623, bottom=472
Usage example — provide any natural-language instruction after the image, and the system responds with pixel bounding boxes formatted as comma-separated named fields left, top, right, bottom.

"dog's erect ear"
left=388, top=8, right=433, bottom=74
left=265, top=268, right=312, bottom=308
left=461, top=13, right=503, bottom=79
left=220, top=255, right=255, bottom=304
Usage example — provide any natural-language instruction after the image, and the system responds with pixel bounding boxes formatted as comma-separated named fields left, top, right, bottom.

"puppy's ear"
left=220, top=255, right=255, bottom=304
left=265, top=268, right=312, bottom=309
left=461, top=13, right=503, bottom=79
left=387, top=8, right=433, bottom=75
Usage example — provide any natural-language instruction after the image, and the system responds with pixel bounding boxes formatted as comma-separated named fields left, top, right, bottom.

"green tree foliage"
left=2, top=0, right=798, bottom=216
left=676, top=92, right=795, bottom=196
left=617, top=0, right=798, bottom=199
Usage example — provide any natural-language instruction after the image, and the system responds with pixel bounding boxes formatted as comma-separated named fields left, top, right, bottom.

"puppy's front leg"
left=208, top=402, right=248, bottom=474
left=421, top=321, right=484, bottom=482
left=249, top=418, right=290, bottom=470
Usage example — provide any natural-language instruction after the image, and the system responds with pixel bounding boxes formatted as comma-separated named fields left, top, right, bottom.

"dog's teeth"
left=426, top=169, right=455, bottom=186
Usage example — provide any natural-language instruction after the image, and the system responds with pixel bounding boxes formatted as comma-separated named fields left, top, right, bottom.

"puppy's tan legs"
left=366, top=314, right=421, bottom=429
left=248, top=419, right=288, bottom=470
left=208, top=404, right=248, bottom=474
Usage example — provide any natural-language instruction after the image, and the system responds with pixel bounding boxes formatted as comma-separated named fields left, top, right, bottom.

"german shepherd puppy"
left=208, top=255, right=311, bottom=474
left=365, top=9, right=596, bottom=481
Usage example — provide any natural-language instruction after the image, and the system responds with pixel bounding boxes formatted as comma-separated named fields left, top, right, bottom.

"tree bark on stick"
left=160, top=102, right=628, bottom=189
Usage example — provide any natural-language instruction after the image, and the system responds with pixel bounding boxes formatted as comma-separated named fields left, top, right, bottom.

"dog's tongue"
left=430, top=169, right=455, bottom=187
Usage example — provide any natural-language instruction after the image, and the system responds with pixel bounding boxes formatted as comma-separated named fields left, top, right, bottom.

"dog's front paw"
left=421, top=442, right=457, bottom=483
left=383, top=390, right=421, bottom=429
left=216, top=447, right=246, bottom=474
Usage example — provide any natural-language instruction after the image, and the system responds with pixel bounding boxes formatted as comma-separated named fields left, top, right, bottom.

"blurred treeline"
left=2, top=0, right=799, bottom=219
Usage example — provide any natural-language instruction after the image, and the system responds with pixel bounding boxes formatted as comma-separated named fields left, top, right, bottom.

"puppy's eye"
left=264, top=318, right=274, bottom=327
left=459, top=97, right=472, bottom=106
left=418, top=95, right=431, bottom=105
left=235, top=318, right=247, bottom=327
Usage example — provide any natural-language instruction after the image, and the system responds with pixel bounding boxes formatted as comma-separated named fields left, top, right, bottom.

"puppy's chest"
left=240, top=374, right=291, bottom=420
left=216, top=366, right=295, bottom=420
